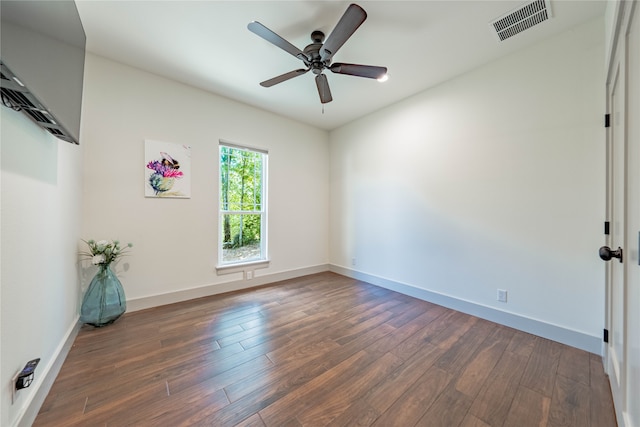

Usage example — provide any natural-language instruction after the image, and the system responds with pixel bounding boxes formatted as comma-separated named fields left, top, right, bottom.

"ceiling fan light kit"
left=248, top=3, right=388, bottom=104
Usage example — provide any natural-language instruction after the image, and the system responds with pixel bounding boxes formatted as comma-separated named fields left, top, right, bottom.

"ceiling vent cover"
left=490, top=0, right=552, bottom=42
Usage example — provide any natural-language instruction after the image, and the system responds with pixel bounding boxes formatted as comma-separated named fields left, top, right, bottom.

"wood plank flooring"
left=33, top=272, right=617, bottom=426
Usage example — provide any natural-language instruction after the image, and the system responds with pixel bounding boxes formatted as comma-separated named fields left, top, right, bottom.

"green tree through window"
left=219, top=143, right=266, bottom=264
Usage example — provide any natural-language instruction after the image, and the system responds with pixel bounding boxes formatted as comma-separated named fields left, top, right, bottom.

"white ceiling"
left=75, top=1, right=606, bottom=130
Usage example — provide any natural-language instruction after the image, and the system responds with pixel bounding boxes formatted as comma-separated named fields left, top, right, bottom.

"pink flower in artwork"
left=163, top=169, right=183, bottom=178
left=146, top=160, right=183, bottom=178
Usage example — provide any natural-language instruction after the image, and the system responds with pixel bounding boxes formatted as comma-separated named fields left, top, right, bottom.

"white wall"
left=81, top=54, right=330, bottom=307
left=1, top=108, right=83, bottom=426
left=329, top=18, right=605, bottom=352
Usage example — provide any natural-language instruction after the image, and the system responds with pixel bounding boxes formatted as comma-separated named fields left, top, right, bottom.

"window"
left=218, top=142, right=267, bottom=266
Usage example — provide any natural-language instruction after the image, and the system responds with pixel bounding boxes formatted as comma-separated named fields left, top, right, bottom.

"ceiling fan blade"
left=320, top=3, right=367, bottom=63
left=329, top=63, right=387, bottom=79
left=315, top=74, right=333, bottom=104
left=248, top=21, right=309, bottom=64
left=260, top=68, right=310, bottom=87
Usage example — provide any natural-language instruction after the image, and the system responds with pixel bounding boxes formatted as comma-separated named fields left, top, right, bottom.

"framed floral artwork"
left=144, top=140, right=191, bottom=198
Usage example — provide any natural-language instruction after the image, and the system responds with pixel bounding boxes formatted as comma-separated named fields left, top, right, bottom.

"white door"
left=604, top=2, right=640, bottom=427
left=605, top=36, right=626, bottom=424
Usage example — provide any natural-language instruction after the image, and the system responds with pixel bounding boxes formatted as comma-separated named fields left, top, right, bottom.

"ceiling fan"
left=248, top=3, right=388, bottom=104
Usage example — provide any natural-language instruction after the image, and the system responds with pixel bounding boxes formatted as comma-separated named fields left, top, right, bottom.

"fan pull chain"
left=322, top=105, right=324, bottom=114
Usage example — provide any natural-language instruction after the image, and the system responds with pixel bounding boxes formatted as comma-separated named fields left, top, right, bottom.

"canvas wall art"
left=144, top=140, right=191, bottom=198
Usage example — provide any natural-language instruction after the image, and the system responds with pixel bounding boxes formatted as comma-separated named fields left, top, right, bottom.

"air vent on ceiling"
left=490, top=0, right=552, bottom=42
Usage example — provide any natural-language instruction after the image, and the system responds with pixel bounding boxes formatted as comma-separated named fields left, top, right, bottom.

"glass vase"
left=80, top=264, right=126, bottom=327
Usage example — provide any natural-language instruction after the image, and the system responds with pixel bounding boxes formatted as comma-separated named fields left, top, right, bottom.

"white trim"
left=216, top=259, right=270, bottom=274
left=219, top=138, right=268, bottom=154
left=605, top=1, right=626, bottom=85
left=126, top=264, right=330, bottom=312
left=330, top=265, right=602, bottom=354
left=16, top=318, right=81, bottom=427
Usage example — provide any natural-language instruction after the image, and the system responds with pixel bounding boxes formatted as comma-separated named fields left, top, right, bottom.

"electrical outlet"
left=245, top=271, right=253, bottom=280
left=351, top=258, right=357, bottom=266
left=497, top=289, right=507, bottom=303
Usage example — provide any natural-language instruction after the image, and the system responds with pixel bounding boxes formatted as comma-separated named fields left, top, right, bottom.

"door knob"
left=599, top=246, right=623, bottom=262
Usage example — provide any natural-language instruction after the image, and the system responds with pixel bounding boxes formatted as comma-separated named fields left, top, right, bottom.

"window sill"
left=215, top=259, right=270, bottom=275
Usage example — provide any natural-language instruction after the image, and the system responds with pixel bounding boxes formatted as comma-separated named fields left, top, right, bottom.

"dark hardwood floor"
left=34, top=272, right=617, bottom=426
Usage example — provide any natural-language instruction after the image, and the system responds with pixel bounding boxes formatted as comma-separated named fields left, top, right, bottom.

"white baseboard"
left=126, top=264, right=331, bottom=312
left=330, top=265, right=602, bottom=354
left=16, top=317, right=81, bottom=427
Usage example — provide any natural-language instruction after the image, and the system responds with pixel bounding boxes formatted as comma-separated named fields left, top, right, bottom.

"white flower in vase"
left=92, top=254, right=106, bottom=265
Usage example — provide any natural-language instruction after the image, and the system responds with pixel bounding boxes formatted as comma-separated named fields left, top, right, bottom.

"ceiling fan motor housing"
left=304, top=32, right=327, bottom=75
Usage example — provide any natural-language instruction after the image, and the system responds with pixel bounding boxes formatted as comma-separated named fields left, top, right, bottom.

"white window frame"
left=216, top=140, right=269, bottom=274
